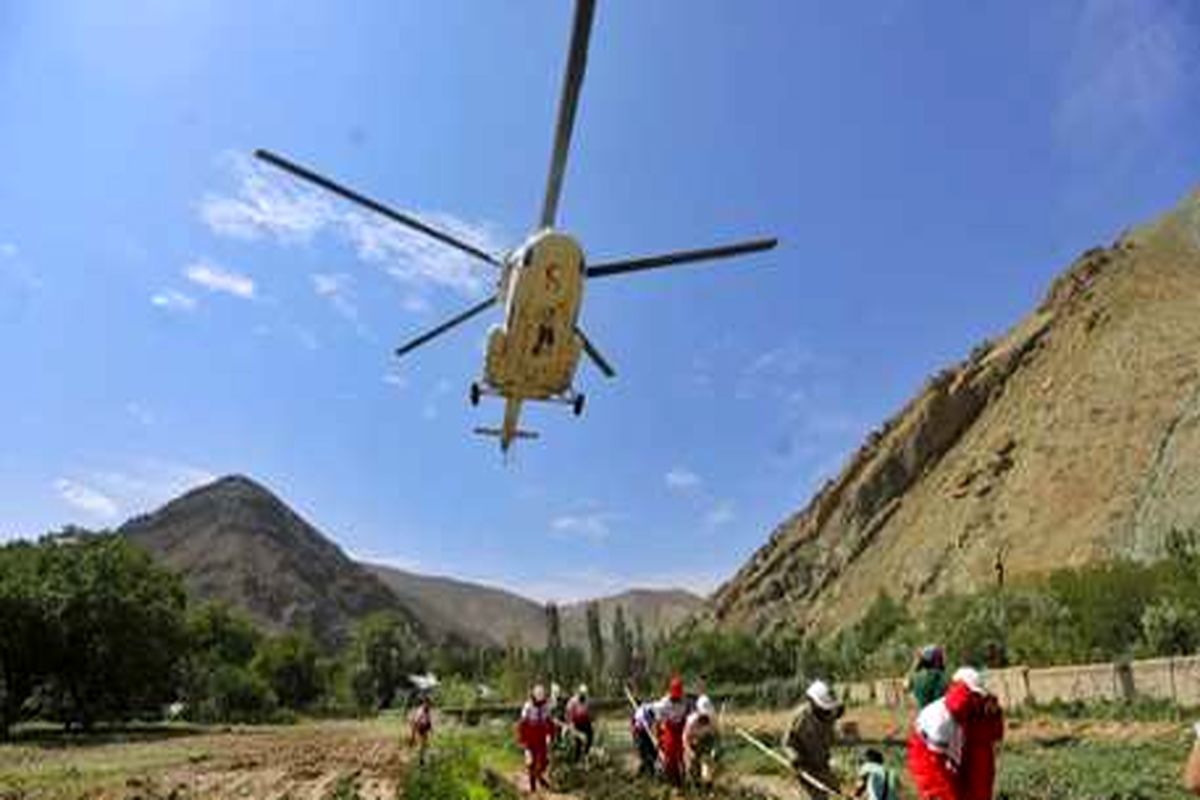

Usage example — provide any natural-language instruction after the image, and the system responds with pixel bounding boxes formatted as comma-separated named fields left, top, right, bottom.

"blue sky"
left=1, top=1, right=1198, bottom=601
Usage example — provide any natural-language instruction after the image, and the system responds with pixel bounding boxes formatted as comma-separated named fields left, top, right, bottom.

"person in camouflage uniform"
left=785, top=680, right=844, bottom=799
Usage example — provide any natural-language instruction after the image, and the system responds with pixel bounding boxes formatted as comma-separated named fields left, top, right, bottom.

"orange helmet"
left=669, top=675, right=684, bottom=700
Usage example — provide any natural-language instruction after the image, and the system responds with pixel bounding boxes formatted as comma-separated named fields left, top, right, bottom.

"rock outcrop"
left=711, top=191, right=1200, bottom=637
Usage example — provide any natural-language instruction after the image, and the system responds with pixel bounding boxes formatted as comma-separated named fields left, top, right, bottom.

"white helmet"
left=577, top=684, right=589, bottom=696
left=696, top=696, right=715, bottom=718
left=952, top=666, right=987, bottom=695
left=806, top=679, right=840, bottom=711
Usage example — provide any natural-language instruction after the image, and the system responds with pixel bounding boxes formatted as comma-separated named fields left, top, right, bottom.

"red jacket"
left=517, top=700, right=556, bottom=751
left=945, top=682, right=1004, bottom=800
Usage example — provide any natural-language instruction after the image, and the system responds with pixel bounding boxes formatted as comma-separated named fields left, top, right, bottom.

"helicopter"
left=256, top=0, right=777, bottom=452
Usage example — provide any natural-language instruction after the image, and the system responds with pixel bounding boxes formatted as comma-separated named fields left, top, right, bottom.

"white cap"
left=696, top=696, right=715, bottom=717
left=806, top=679, right=840, bottom=711
left=952, top=666, right=987, bottom=694
left=578, top=684, right=589, bottom=695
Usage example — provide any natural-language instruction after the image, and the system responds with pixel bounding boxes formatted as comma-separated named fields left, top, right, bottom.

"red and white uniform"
left=651, top=695, right=689, bottom=783
left=517, top=698, right=557, bottom=790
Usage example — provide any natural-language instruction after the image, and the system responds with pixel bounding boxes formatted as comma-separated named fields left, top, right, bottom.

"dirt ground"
left=0, top=719, right=407, bottom=800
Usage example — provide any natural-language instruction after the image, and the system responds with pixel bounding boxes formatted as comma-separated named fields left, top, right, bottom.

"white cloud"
left=1054, top=0, right=1195, bottom=158
left=383, top=371, right=408, bottom=391
left=311, top=272, right=368, bottom=335
left=0, top=242, right=16, bottom=258
left=423, top=378, right=453, bottom=420
left=200, top=153, right=503, bottom=300
left=125, top=402, right=155, bottom=426
left=77, top=459, right=216, bottom=520
left=550, top=511, right=618, bottom=543
left=402, top=293, right=431, bottom=314
left=704, top=500, right=735, bottom=529
left=665, top=467, right=702, bottom=492
left=184, top=261, right=255, bottom=299
left=54, top=479, right=119, bottom=520
left=150, top=289, right=197, bottom=312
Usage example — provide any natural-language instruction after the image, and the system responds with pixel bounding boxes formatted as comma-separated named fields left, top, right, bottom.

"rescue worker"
left=516, top=683, right=557, bottom=793
left=908, top=666, right=1001, bottom=800
left=907, top=688, right=963, bottom=800
left=784, top=679, right=844, bottom=799
left=947, top=667, right=1004, bottom=800
left=855, top=748, right=899, bottom=800
left=631, top=700, right=660, bottom=777
left=566, top=684, right=594, bottom=762
left=407, top=694, right=433, bottom=765
left=651, top=675, right=690, bottom=786
left=908, top=645, right=949, bottom=710
left=683, top=695, right=720, bottom=789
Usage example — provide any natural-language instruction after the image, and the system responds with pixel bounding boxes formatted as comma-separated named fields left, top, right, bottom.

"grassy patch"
left=997, top=735, right=1192, bottom=800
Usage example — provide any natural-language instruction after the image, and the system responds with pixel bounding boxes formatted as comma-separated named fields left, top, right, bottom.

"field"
left=1, top=707, right=1195, bottom=799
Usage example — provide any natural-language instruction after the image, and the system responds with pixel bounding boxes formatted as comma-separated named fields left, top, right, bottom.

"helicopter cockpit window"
left=522, top=247, right=535, bottom=266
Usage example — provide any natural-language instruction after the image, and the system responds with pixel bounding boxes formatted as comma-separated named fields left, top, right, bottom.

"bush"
left=401, top=738, right=520, bottom=800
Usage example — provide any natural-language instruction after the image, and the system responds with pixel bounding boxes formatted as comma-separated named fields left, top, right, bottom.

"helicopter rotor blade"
left=395, top=296, right=498, bottom=358
left=538, top=0, right=597, bottom=230
left=575, top=326, right=616, bottom=378
left=585, top=237, right=778, bottom=279
left=255, top=149, right=501, bottom=267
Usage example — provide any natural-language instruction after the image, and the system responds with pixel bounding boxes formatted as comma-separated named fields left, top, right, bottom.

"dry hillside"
left=712, top=190, right=1200, bottom=637
left=367, top=564, right=702, bottom=649
left=122, top=475, right=422, bottom=650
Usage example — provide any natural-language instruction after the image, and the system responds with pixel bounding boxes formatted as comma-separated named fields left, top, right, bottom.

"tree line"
left=0, top=531, right=427, bottom=736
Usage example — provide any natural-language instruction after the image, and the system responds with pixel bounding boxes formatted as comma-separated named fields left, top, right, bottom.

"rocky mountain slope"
left=367, top=564, right=702, bottom=649
left=120, top=474, right=700, bottom=651
left=711, top=191, right=1200, bottom=638
left=122, top=475, right=422, bottom=650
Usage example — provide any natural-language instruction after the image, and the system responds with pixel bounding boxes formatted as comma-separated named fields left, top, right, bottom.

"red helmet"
left=669, top=675, right=684, bottom=700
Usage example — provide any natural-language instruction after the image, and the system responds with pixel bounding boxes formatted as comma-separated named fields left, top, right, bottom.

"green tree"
left=347, top=611, right=420, bottom=710
left=252, top=632, right=323, bottom=710
left=544, top=603, right=563, bottom=681
left=0, top=541, right=51, bottom=737
left=609, top=605, right=632, bottom=690
left=37, top=533, right=188, bottom=728
left=585, top=602, right=604, bottom=689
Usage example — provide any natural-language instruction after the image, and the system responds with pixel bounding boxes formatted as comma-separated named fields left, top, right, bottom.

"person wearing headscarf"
left=908, top=645, right=948, bottom=710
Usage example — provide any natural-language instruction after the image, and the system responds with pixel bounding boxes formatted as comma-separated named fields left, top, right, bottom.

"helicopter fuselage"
left=484, top=229, right=585, bottom=400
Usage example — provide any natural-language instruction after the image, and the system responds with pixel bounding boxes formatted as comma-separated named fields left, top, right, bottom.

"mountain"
left=560, top=589, right=704, bottom=649
left=711, top=190, right=1200, bottom=637
left=122, top=475, right=422, bottom=650
left=365, top=564, right=545, bottom=648
left=367, top=564, right=703, bottom=649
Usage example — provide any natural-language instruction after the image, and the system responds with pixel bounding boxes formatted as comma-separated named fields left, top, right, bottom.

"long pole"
left=733, top=727, right=852, bottom=799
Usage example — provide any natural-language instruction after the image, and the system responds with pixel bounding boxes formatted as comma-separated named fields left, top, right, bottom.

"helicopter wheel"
left=572, top=393, right=585, bottom=417
left=469, top=382, right=481, bottom=407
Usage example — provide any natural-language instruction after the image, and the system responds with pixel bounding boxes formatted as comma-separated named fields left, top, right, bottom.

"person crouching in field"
left=684, top=695, right=719, bottom=789
left=566, top=684, right=593, bottom=762
left=855, top=749, right=899, bottom=800
left=632, top=700, right=659, bottom=776
left=785, top=680, right=844, bottom=799
left=408, top=694, right=433, bottom=765
left=517, top=683, right=558, bottom=793
left=652, top=675, right=691, bottom=786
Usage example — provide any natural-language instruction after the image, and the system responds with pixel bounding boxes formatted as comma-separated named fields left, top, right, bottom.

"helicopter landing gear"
left=572, top=393, right=586, bottom=417
left=469, top=382, right=482, bottom=407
